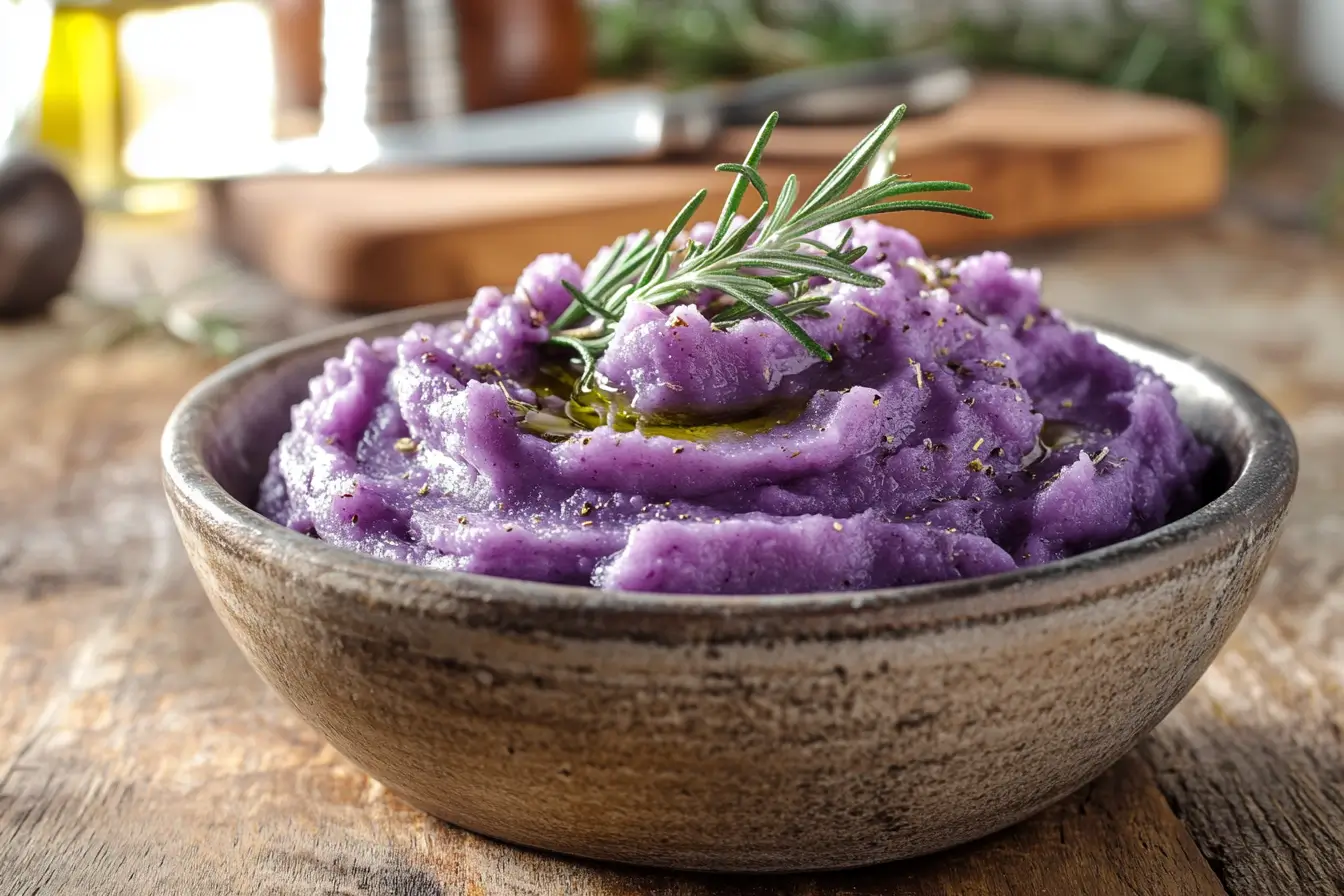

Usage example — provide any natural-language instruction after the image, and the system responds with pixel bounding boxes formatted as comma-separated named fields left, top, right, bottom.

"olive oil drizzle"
left=511, top=364, right=808, bottom=442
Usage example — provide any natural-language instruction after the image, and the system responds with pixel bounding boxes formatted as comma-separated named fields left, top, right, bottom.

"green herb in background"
left=593, top=0, right=756, bottom=86
left=1319, top=159, right=1344, bottom=241
left=591, top=0, right=899, bottom=88
left=589, top=0, right=1287, bottom=149
left=951, top=0, right=1286, bottom=156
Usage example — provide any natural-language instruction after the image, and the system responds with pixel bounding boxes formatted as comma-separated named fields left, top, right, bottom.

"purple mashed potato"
left=258, top=219, right=1211, bottom=594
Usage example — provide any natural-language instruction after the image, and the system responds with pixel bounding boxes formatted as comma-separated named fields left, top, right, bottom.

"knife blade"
left=222, top=56, right=971, bottom=179
left=247, top=86, right=708, bottom=176
left=718, top=53, right=972, bottom=126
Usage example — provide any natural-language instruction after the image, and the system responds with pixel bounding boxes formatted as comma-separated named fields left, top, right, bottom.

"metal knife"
left=225, top=54, right=972, bottom=178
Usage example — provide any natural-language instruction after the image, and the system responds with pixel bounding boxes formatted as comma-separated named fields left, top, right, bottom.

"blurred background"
left=0, top=0, right=1341, bottom=351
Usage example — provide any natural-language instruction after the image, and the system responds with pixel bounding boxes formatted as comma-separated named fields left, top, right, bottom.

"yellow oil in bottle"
left=39, top=6, right=124, bottom=203
left=38, top=0, right=274, bottom=215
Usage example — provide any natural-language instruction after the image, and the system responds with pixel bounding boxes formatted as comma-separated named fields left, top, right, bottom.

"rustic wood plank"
left=1031, top=217, right=1344, bottom=896
left=1141, top=409, right=1344, bottom=896
left=0, top=227, right=1230, bottom=894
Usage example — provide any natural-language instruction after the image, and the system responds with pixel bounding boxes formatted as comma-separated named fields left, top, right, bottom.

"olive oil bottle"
left=39, top=4, right=122, bottom=202
left=38, top=0, right=274, bottom=214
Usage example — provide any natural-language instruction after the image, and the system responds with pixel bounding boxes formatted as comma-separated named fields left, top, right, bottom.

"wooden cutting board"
left=202, top=76, right=1227, bottom=311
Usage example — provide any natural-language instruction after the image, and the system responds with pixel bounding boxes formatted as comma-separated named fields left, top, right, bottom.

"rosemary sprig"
left=547, top=104, right=991, bottom=389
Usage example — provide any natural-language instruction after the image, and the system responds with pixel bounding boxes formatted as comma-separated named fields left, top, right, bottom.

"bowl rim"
left=162, top=301, right=1298, bottom=623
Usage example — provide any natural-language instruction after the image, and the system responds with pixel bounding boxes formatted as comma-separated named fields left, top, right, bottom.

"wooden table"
left=4, top=142, right=1344, bottom=896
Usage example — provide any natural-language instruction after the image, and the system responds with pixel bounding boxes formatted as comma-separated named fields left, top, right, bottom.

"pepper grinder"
left=320, top=0, right=589, bottom=136
left=0, top=152, right=86, bottom=319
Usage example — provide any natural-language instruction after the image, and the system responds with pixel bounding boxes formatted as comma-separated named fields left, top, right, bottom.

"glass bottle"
left=38, top=0, right=275, bottom=214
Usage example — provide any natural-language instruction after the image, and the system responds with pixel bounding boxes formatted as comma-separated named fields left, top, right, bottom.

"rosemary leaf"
left=858, top=199, right=995, bottom=220
left=709, top=112, right=779, bottom=248
left=714, top=293, right=830, bottom=325
left=794, top=105, right=907, bottom=220
left=778, top=295, right=833, bottom=318
left=693, top=273, right=779, bottom=303
left=636, top=190, right=708, bottom=289
left=547, top=334, right=599, bottom=390
left=554, top=232, right=653, bottom=329
left=719, top=286, right=831, bottom=362
left=794, top=236, right=848, bottom=255
left=561, top=280, right=617, bottom=322
left=761, top=173, right=799, bottom=241
left=745, top=250, right=885, bottom=287
left=698, top=200, right=772, bottom=267
left=713, top=162, right=770, bottom=204
left=790, top=181, right=978, bottom=235
left=834, top=246, right=868, bottom=266
left=586, top=234, right=627, bottom=289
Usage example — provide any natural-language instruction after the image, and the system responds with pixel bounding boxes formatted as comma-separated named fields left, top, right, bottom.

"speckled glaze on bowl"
left=162, top=302, right=1296, bottom=873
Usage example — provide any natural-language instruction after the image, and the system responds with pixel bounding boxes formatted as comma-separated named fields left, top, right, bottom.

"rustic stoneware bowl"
left=162, top=302, right=1296, bottom=873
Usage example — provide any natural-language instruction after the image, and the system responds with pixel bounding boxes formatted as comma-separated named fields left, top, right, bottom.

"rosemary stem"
left=541, top=103, right=991, bottom=395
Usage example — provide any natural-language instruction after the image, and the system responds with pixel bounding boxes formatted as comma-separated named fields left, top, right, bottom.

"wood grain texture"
left=7, top=142, right=1344, bottom=892
left=203, top=76, right=1226, bottom=311
left=1026, top=217, right=1344, bottom=896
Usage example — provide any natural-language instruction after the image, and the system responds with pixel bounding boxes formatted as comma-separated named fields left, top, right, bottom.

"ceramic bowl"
left=162, top=302, right=1296, bottom=873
